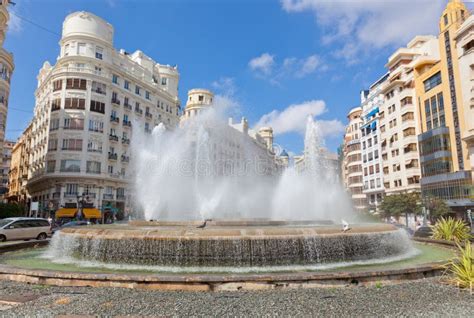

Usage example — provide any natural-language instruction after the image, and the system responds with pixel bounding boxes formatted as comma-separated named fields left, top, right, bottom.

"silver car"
left=0, top=217, right=52, bottom=242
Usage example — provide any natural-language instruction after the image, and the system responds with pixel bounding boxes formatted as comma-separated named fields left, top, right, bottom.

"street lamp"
left=76, top=192, right=85, bottom=220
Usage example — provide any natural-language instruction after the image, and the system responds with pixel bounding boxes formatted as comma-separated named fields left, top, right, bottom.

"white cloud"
left=249, top=53, right=324, bottom=83
left=248, top=53, right=275, bottom=75
left=281, top=0, right=446, bottom=63
left=255, top=99, right=344, bottom=138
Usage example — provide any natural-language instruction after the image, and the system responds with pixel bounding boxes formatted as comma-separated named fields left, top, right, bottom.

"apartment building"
left=456, top=15, right=474, bottom=181
left=25, top=11, right=180, bottom=218
left=379, top=36, right=440, bottom=195
left=0, top=0, right=14, bottom=196
left=0, top=139, right=12, bottom=199
left=342, top=107, right=366, bottom=212
left=7, top=123, right=32, bottom=205
left=414, top=0, right=473, bottom=213
left=360, top=75, right=388, bottom=212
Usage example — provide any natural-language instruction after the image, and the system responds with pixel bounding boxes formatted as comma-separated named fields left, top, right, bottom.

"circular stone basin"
left=45, top=221, right=415, bottom=269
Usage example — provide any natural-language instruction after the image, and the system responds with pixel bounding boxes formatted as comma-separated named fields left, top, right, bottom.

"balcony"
left=121, top=155, right=130, bottom=163
left=116, top=195, right=126, bottom=201
left=93, top=88, right=106, bottom=95
left=64, top=192, right=78, bottom=198
left=122, top=138, right=130, bottom=145
left=135, top=107, right=143, bottom=115
left=103, top=193, right=114, bottom=200
left=124, top=103, right=132, bottom=111
left=109, top=135, right=119, bottom=142
left=110, top=116, right=119, bottom=124
left=108, top=152, right=118, bottom=160
left=123, top=121, right=132, bottom=128
left=52, top=192, right=61, bottom=199
left=111, top=98, right=121, bottom=105
left=145, top=112, right=152, bottom=119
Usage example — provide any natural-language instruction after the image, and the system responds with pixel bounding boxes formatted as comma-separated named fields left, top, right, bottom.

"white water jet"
left=132, top=105, right=353, bottom=222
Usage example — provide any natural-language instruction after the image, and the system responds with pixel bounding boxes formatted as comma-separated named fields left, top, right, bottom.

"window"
left=90, top=100, right=105, bottom=114
left=66, top=78, right=87, bottom=90
left=62, top=138, right=82, bottom=151
left=135, top=86, right=141, bottom=95
left=87, top=139, right=103, bottom=153
left=53, top=80, right=62, bottom=92
left=77, top=43, right=86, bottom=55
left=145, top=91, right=150, bottom=100
left=124, top=80, right=130, bottom=90
left=64, top=44, right=70, bottom=56
left=46, top=160, right=56, bottom=173
left=124, top=97, right=129, bottom=106
left=198, top=95, right=204, bottom=102
left=65, top=183, right=79, bottom=195
left=51, top=99, right=61, bottom=111
left=423, top=72, right=442, bottom=92
left=161, top=77, right=167, bottom=85
left=92, top=81, right=106, bottom=95
left=86, top=161, right=101, bottom=174
left=63, top=118, right=84, bottom=130
left=89, top=119, right=104, bottom=132
left=48, top=139, right=58, bottom=151
left=374, top=136, right=378, bottom=145
left=112, top=74, right=118, bottom=84
left=444, top=14, right=448, bottom=26
left=49, top=118, right=60, bottom=131
left=64, top=98, right=86, bottom=110
left=95, top=46, right=103, bottom=60
left=61, top=161, right=81, bottom=173
left=430, top=95, right=438, bottom=116
left=108, top=165, right=114, bottom=174
left=437, top=93, right=444, bottom=112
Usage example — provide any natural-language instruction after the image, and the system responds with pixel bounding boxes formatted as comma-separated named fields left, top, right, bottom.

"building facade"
left=380, top=36, right=439, bottom=195
left=342, top=107, right=366, bottom=212
left=360, top=75, right=388, bottom=212
left=7, top=124, right=32, bottom=206
left=414, top=0, right=473, bottom=213
left=25, top=11, right=180, bottom=218
left=0, top=0, right=14, bottom=200
left=456, top=15, right=474, bottom=185
left=0, top=139, right=12, bottom=199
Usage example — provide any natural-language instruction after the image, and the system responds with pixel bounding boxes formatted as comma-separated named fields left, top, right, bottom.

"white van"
left=0, top=218, right=52, bottom=242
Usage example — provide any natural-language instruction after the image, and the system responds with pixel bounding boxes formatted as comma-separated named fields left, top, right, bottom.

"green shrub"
left=0, top=202, right=24, bottom=219
left=431, top=217, right=471, bottom=243
left=444, top=241, right=474, bottom=290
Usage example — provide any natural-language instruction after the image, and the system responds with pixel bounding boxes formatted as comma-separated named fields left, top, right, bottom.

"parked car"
left=414, top=226, right=433, bottom=238
left=0, top=217, right=52, bottom=242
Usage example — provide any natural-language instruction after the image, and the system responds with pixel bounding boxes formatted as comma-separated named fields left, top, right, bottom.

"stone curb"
left=0, top=240, right=448, bottom=291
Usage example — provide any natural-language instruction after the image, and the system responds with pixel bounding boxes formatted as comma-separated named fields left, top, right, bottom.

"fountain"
left=43, top=106, right=416, bottom=272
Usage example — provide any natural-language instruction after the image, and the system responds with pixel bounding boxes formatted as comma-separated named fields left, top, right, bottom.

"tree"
left=0, top=202, right=24, bottom=219
left=424, top=196, right=452, bottom=221
left=380, top=192, right=422, bottom=225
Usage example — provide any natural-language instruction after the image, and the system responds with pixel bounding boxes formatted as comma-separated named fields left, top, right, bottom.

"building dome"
left=62, top=11, right=114, bottom=45
left=279, top=149, right=289, bottom=157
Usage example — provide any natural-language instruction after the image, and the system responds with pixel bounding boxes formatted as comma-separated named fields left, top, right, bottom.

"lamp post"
left=76, top=192, right=85, bottom=220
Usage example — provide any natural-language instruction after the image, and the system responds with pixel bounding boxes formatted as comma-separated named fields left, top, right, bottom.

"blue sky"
left=4, top=0, right=467, bottom=154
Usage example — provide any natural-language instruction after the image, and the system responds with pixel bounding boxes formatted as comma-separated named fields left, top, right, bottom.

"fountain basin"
left=46, top=222, right=414, bottom=268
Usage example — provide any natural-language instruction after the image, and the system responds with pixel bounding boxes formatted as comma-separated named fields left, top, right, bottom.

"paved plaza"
left=0, top=278, right=472, bottom=317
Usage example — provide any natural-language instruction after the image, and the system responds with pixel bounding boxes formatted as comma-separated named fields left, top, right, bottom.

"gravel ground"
left=0, top=277, right=472, bottom=317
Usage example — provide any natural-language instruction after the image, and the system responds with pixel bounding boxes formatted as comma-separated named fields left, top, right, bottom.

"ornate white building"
left=26, top=12, right=180, bottom=217
left=342, top=107, right=366, bottom=212
left=379, top=36, right=439, bottom=195
left=0, top=0, right=14, bottom=199
left=360, top=74, right=388, bottom=212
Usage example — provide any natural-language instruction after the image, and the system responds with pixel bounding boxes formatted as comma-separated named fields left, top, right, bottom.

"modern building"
left=0, top=0, right=14, bottom=198
left=379, top=36, right=439, bottom=195
left=456, top=15, right=474, bottom=185
left=360, top=74, right=388, bottom=212
left=7, top=123, right=32, bottom=206
left=341, top=107, right=366, bottom=212
left=24, top=11, right=181, bottom=218
left=0, top=139, right=12, bottom=199
left=414, top=0, right=473, bottom=213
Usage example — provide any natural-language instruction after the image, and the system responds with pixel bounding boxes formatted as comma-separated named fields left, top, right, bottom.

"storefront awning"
left=83, top=208, right=101, bottom=219
left=56, top=208, right=77, bottom=218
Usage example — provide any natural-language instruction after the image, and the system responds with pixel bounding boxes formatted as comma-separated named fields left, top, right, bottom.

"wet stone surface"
left=0, top=277, right=472, bottom=317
